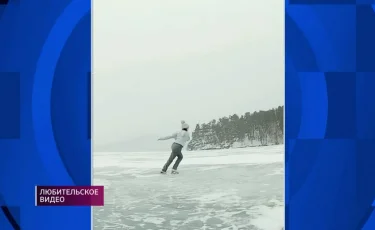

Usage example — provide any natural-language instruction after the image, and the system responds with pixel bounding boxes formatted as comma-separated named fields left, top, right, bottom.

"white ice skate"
left=171, top=169, right=179, bottom=174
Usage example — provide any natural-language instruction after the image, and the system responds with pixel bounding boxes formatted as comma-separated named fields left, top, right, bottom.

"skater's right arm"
left=158, top=132, right=177, bottom=141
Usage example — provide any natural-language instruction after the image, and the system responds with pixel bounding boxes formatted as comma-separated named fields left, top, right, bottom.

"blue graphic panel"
left=286, top=1, right=375, bottom=230
left=290, top=0, right=355, bottom=4
left=0, top=0, right=92, bottom=229
left=356, top=73, right=375, bottom=139
left=324, top=72, right=356, bottom=139
left=0, top=72, right=20, bottom=139
left=356, top=5, right=375, bottom=71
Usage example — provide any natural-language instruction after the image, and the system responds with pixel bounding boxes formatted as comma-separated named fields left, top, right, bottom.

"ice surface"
left=94, top=145, right=284, bottom=230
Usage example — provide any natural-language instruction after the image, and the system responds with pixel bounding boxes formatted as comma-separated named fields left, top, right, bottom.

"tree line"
left=187, top=106, right=284, bottom=151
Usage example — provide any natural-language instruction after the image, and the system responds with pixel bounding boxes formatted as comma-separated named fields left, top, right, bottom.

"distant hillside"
left=94, top=134, right=175, bottom=152
left=187, top=106, right=283, bottom=151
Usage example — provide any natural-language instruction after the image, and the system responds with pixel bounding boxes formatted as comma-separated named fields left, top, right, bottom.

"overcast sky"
left=93, top=0, right=283, bottom=146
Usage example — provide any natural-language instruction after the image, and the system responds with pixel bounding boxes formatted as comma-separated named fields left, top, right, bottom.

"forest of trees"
left=187, top=106, right=284, bottom=151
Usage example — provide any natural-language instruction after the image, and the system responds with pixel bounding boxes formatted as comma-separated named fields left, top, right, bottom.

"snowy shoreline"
left=187, top=143, right=284, bottom=152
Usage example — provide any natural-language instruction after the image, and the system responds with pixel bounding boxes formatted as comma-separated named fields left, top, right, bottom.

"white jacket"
left=159, top=130, right=191, bottom=147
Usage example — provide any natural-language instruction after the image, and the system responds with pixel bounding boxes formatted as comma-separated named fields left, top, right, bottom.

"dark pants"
left=162, top=143, right=183, bottom=172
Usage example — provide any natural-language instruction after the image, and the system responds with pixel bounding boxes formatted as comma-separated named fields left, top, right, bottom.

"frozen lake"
left=93, top=145, right=284, bottom=230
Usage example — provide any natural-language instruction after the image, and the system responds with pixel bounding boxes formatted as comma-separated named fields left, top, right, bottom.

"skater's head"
left=181, top=120, right=189, bottom=131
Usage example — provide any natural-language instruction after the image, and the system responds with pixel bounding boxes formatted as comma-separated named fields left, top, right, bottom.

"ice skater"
left=158, top=121, right=191, bottom=174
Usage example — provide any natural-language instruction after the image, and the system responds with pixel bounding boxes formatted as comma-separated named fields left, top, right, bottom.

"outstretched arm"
left=158, top=132, right=177, bottom=141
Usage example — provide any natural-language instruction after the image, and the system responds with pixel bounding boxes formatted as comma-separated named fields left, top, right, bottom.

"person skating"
left=158, top=121, right=191, bottom=174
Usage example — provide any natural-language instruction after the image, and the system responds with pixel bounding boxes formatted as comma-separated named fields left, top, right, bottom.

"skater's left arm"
left=187, top=132, right=191, bottom=141
left=184, top=132, right=191, bottom=146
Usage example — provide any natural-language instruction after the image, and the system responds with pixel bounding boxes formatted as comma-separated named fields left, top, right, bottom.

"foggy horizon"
left=95, top=104, right=283, bottom=149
